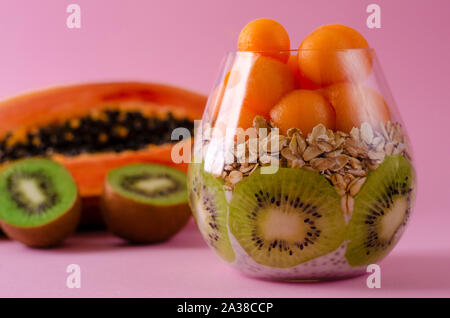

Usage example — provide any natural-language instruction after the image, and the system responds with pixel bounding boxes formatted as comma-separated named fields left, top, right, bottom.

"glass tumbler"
left=188, top=50, right=416, bottom=281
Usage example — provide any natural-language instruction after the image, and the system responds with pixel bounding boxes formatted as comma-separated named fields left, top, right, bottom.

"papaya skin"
left=0, top=82, right=205, bottom=136
left=0, top=196, right=82, bottom=248
left=100, top=182, right=191, bottom=243
left=0, top=82, right=206, bottom=224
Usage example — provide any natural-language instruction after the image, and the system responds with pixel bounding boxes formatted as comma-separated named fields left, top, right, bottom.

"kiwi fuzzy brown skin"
left=101, top=182, right=191, bottom=243
left=0, top=196, right=82, bottom=248
left=80, top=196, right=105, bottom=229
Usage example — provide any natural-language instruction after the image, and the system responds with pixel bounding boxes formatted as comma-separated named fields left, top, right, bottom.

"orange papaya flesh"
left=0, top=82, right=206, bottom=201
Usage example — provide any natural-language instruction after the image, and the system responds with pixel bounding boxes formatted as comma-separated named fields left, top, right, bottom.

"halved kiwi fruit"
left=345, top=155, right=415, bottom=266
left=101, top=163, right=191, bottom=243
left=229, top=167, right=346, bottom=268
left=0, top=159, right=81, bottom=247
left=187, top=163, right=235, bottom=262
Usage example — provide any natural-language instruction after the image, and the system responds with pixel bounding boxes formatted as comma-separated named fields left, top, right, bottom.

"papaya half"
left=0, top=82, right=206, bottom=225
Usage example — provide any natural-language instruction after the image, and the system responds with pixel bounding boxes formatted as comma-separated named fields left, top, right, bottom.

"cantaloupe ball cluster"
left=211, top=18, right=390, bottom=134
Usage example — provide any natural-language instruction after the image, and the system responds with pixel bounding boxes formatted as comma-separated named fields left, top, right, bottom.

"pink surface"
left=1, top=219, right=449, bottom=298
left=0, top=0, right=449, bottom=297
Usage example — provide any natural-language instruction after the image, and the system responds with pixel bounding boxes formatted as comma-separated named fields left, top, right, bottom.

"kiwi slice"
left=188, top=163, right=235, bottom=262
left=0, top=159, right=81, bottom=247
left=345, top=155, right=415, bottom=266
left=101, top=163, right=191, bottom=243
left=229, top=167, right=346, bottom=268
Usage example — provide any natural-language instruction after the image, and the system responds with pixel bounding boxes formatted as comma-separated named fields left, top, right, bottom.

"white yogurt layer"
left=228, top=230, right=365, bottom=280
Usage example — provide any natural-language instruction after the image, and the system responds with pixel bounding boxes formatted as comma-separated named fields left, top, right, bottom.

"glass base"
left=236, top=268, right=366, bottom=282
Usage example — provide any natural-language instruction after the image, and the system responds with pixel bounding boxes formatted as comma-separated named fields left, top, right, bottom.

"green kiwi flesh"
left=102, top=163, right=190, bottom=243
left=229, top=167, right=346, bottom=268
left=106, top=163, right=187, bottom=205
left=345, top=155, right=415, bottom=266
left=0, top=159, right=81, bottom=247
left=188, top=163, right=235, bottom=262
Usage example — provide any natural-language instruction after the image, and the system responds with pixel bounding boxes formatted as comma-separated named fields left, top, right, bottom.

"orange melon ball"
left=237, top=107, right=268, bottom=130
left=286, top=54, right=301, bottom=87
left=239, top=55, right=295, bottom=116
left=238, top=18, right=290, bottom=63
left=224, top=70, right=241, bottom=88
left=269, top=89, right=336, bottom=135
left=207, top=70, right=243, bottom=124
left=288, top=53, right=321, bottom=89
left=298, top=24, right=372, bottom=85
left=215, top=107, right=268, bottom=142
left=323, top=83, right=391, bottom=133
left=299, top=71, right=322, bottom=90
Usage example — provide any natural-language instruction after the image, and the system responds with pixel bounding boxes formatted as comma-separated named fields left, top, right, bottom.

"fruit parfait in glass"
left=188, top=19, right=416, bottom=280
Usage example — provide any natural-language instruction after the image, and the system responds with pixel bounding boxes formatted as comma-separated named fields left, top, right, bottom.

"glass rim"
left=226, top=48, right=375, bottom=54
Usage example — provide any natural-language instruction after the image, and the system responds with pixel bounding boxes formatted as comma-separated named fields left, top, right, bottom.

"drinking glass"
left=188, top=50, right=416, bottom=281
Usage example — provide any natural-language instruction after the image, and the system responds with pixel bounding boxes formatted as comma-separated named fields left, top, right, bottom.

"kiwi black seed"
left=187, top=163, right=235, bottom=262
left=229, top=167, right=346, bottom=268
left=101, top=163, right=191, bottom=243
left=0, top=158, right=81, bottom=247
left=345, top=155, right=415, bottom=266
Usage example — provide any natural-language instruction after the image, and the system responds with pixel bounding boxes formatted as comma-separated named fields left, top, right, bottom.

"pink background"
left=0, top=0, right=449, bottom=297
